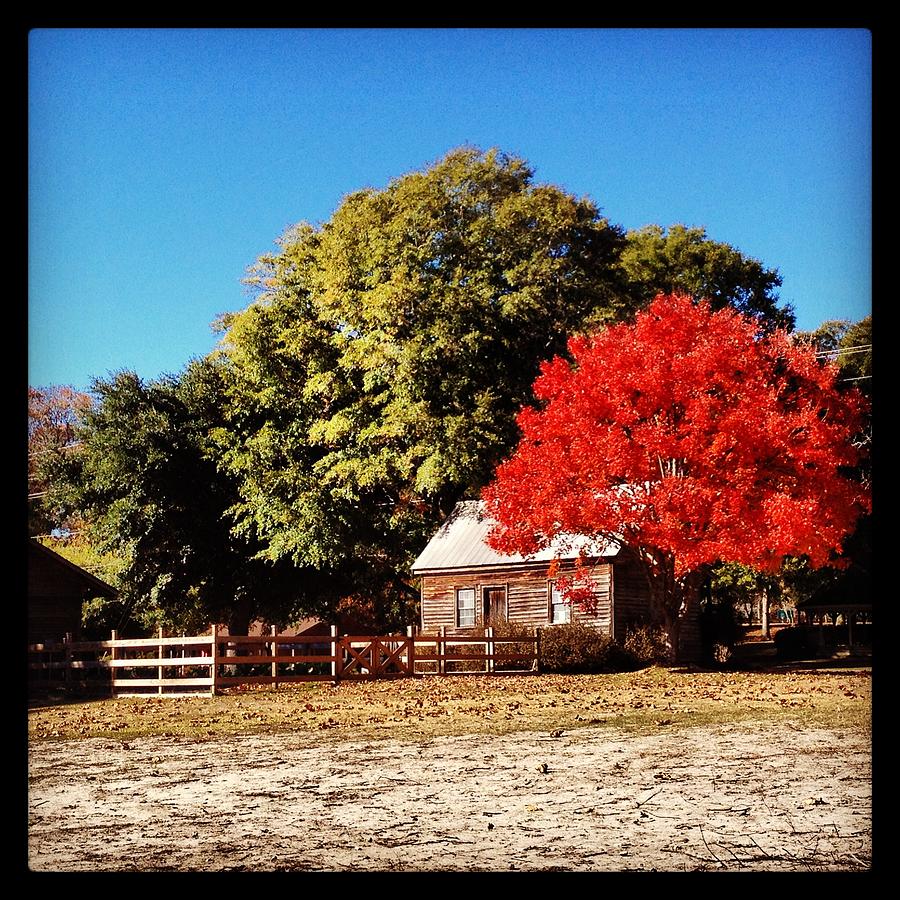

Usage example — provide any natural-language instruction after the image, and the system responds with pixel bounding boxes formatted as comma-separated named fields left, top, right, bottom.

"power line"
left=815, top=344, right=872, bottom=358
left=28, top=442, right=83, bottom=458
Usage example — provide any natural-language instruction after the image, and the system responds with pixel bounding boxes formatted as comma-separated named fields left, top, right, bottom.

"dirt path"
left=28, top=721, right=870, bottom=872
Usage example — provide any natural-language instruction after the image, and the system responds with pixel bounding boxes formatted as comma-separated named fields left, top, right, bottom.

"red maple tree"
left=482, top=294, right=871, bottom=660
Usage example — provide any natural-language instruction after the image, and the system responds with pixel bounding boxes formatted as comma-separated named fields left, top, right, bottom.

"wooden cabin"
left=411, top=500, right=700, bottom=659
left=28, top=539, right=118, bottom=644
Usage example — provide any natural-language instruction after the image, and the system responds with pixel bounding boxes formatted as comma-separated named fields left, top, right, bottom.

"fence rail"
left=28, top=625, right=539, bottom=697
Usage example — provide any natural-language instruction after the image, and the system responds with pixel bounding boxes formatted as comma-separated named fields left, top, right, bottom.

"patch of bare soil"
left=28, top=721, right=870, bottom=872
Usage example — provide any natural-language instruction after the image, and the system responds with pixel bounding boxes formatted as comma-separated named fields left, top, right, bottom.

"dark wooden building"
left=28, top=540, right=118, bottom=644
left=411, top=501, right=700, bottom=659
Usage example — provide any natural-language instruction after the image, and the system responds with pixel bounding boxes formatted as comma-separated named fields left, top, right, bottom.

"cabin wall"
left=419, top=562, right=614, bottom=636
left=610, top=553, right=701, bottom=660
left=574, top=565, right=613, bottom=632
left=416, top=552, right=701, bottom=661
left=28, top=543, right=121, bottom=644
left=28, top=551, right=88, bottom=643
left=611, top=555, right=653, bottom=639
left=28, top=596, right=83, bottom=645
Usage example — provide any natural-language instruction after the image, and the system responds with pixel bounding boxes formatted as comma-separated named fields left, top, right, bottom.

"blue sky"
left=28, top=28, right=872, bottom=393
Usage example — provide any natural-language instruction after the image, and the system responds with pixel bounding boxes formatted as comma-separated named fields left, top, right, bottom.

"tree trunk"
left=227, top=595, right=253, bottom=638
left=635, top=548, right=703, bottom=665
left=224, top=596, right=253, bottom=675
left=663, top=606, right=682, bottom=664
left=663, top=570, right=704, bottom=664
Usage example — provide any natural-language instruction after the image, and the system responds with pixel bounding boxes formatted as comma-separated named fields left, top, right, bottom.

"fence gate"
left=339, top=637, right=413, bottom=677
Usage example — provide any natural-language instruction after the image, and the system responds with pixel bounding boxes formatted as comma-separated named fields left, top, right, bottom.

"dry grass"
left=28, top=664, right=871, bottom=745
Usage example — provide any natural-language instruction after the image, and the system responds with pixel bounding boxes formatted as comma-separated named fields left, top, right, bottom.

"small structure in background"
left=411, top=501, right=700, bottom=660
left=28, top=539, right=117, bottom=645
left=795, top=567, right=872, bottom=656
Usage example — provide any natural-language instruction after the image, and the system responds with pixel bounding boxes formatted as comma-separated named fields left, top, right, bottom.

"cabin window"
left=456, top=588, right=476, bottom=627
left=550, top=583, right=571, bottom=624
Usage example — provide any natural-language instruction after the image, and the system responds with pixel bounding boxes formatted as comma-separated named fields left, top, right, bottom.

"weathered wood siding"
left=28, top=552, right=86, bottom=643
left=419, top=562, right=613, bottom=636
left=611, top=555, right=654, bottom=639
left=610, top=553, right=701, bottom=660
left=678, top=590, right=702, bottom=662
left=28, top=595, right=83, bottom=645
left=573, top=565, right=613, bottom=632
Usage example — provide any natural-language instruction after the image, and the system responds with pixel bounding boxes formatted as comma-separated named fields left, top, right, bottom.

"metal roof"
left=411, top=500, right=619, bottom=574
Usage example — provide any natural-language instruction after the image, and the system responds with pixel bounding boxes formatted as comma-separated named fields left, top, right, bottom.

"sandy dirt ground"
left=27, top=721, right=871, bottom=873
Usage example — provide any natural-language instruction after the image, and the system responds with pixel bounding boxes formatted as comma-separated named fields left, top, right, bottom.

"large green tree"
left=619, top=224, right=794, bottom=331
left=213, top=147, right=629, bottom=623
left=44, top=360, right=327, bottom=635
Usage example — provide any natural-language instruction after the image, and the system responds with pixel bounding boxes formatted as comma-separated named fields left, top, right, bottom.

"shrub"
left=490, top=622, right=538, bottom=671
left=699, top=601, right=742, bottom=666
left=539, top=623, right=640, bottom=674
left=444, top=639, right=489, bottom=673
left=774, top=624, right=831, bottom=659
left=621, top=624, right=669, bottom=665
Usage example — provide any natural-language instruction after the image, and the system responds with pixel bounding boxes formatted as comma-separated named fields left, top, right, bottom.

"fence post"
left=534, top=627, right=541, bottom=673
left=210, top=624, right=219, bottom=696
left=331, top=625, right=342, bottom=683
left=157, top=625, right=164, bottom=696
left=406, top=625, right=415, bottom=676
left=485, top=626, right=494, bottom=674
left=438, top=625, right=446, bottom=675
left=64, top=632, right=72, bottom=687
left=271, top=625, right=278, bottom=691
left=110, top=629, right=118, bottom=698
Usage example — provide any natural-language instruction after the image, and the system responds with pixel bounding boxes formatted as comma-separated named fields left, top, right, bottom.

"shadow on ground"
left=727, top=638, right=872, bottom=673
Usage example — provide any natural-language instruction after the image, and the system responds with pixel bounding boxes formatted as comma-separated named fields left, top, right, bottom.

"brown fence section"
left=28, top=625, right=539, bottom=697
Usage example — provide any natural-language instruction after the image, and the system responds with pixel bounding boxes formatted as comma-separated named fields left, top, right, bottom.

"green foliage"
left=37, top=148, right=802, bottom=636
left=216, top=151, right=795, bottom=613
left=28, top=385, right=94, bottom=536
left=709, top=562, right=775, bottom=625
left=490, top=621, right=539, bottom=672
left=214, top=147, right=628, bottom=605
left=836, top=316, right=872, bottom=388
left=37, top=535, right=124, bottom=589
left=794, top=315, right=871, bottom=397
left=619, top=224, right=794, bottom=331
left=539, top=624, right=640, bottom=674
left=45, top=361, right=322, bottom=635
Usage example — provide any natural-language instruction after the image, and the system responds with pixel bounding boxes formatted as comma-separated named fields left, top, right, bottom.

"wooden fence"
left=28, top=625, right=540, bottom=697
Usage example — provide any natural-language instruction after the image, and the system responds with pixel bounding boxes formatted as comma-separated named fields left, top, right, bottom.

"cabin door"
left=483, top=586, right=507, bottom=626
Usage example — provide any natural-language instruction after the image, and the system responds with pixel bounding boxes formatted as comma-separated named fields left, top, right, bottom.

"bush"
left=774, top=625, right=831, bottom=660
left=490, top=622, right=538, bottom=672
left=621, top=624, right=669, bottom=665
left=444, top=639, right=490, bottom=673
left=699, top=602, right=742, bottom=666
left=539, top=624, right=640, bottom=674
